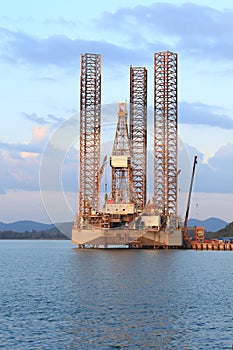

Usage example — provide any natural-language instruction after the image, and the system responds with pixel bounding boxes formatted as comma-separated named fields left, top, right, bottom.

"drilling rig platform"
left=72, top=51, right=183, bottom=248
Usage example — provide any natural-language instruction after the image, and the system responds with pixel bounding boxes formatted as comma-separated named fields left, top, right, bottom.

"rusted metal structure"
left=72, top=51, right=183, bottom=249
left=110, top=102, right=135, bottom=203
left=130, top=66, right=147, bottom=210
left=79, top=53, right=102, bottom=221
left=154, top=51, right=178, bottom=217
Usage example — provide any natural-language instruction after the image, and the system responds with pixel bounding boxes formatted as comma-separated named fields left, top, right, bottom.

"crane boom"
left=183, top=155, right=198, bottom=244
left=99, top=155, right=107, bottom=180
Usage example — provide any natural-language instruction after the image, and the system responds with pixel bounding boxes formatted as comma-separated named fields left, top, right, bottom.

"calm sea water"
left=0, top=240, right=232, bottom=350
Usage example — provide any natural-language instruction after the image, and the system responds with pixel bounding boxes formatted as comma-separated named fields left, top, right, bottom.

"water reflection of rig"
left=72, top=51, right=204, bottom=249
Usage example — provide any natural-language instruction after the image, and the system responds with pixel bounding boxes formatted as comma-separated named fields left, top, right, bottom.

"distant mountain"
left=0, top=220, right=73, bottom=234
left=188, top=217, right=228, bottom=232
left=0, top=220, right=54, bottom=233
left=0, top=218, right=228, bottom=234
left=47, top=221, right=73, bottom=233
left=214, top=221, right=233, bottom=238
left=0, top=220, right=73, bottom=240
left=46, top=222, right=73, bottom=239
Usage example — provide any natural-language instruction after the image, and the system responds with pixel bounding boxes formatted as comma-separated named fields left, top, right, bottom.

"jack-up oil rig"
left=72, top=52, right=191, bottom=248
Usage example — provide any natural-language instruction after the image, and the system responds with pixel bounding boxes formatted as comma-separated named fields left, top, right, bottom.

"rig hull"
left=72, top=227, right=183, bottom=248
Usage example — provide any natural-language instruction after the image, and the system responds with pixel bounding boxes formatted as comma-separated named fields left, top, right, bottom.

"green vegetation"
left=0, top=230, right=70, bottom=240
left=206, top=221, right=233, bottom=239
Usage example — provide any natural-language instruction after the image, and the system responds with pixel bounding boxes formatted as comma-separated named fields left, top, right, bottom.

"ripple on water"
left=0, top=242, right=232, bottom=349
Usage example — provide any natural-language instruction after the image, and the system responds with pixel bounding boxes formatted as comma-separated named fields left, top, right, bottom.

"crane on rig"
left=183, top=155, right=205, bottom=247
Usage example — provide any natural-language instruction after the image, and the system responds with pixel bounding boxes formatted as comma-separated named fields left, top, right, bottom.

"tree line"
left=206, top=221, right=233, bottom=239
left=0, top=230, right=70, bottom=240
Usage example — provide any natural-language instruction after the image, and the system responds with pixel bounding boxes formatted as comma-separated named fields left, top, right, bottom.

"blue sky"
left=0, top=0, right=233, bottom=223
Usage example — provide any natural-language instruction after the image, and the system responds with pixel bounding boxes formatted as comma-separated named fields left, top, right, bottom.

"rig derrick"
left=103, top=102, right=138, bottom=229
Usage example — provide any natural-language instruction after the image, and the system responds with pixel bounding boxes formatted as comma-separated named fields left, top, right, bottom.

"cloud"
left=179, top=102, right=233, bottom=129
left=184, top=144, right=204, bottom=163
left=61, top=148, right=78, bottom=192
left=32, top=125, right=50, bottom=143
left=208, top=142, right=233, bottom=169
left=0, top=190, right=50, bottom=223
left=0, top=125, right=51, bottom=157
left=23, top=112, right=65, bottom=125
left=0, top=27, right=148, bottom=68
left=0, top=27, right=77, bottom=67
left=98, top=3, right=221, bottom=37
left=96, top=3, right=233, bottom=61
left=23, top=112, right=47, bottom=125
left=0, top=148, right=40, bottom=194
left=1, top=140, right=232, bottom=204
left=33, top=76, right=56, bottom=82
left=0, top=122, right=78, bottom=194
left=0, top=141, right=40, bottom=154
left=47, top=114, right=63, bottom=122
left=0, top=125, right=51, bottom=194
left=20, top=152, right=39, bottom=159
left=1, top=3, right=233, bottom=71
left=179, top=192, right=233, bottom=222
left=189, top=143, right=233, bottom=194
left=44, top=17, right=77, bottom=28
